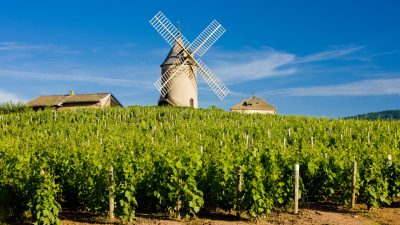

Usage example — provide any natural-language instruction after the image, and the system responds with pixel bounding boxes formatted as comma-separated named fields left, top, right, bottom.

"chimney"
left=69, top=89, right=75, bottom=96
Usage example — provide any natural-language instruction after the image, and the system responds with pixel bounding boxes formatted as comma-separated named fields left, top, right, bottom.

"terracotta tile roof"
left=27, top=95, right=68, bottom=107
left=64, top=93, right=110, bottom=103
left=27, top=93, right=111, bottom=107
left=230, top=96, right=276, bottom=111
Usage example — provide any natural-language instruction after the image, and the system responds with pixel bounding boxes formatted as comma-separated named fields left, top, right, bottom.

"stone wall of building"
left=232, top=109, right=276, bottom=115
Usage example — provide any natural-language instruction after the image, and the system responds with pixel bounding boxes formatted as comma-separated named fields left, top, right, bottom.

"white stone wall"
left=161, top=63, right=198, bottom=108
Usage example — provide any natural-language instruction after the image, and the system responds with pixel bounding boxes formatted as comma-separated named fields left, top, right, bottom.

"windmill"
left=150, top=11, right=229, bottom=108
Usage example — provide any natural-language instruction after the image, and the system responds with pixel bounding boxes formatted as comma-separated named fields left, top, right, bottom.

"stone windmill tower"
left=150, top=12, right=229, bottom=108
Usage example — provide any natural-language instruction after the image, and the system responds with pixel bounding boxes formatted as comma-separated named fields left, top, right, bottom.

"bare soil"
left=59, top=203, right=400, bottom=225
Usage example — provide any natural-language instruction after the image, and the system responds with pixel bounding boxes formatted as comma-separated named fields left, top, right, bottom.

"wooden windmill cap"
left=161, top=39, right=193, bottom=67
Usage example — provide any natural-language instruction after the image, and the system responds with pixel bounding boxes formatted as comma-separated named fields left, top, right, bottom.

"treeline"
left=347, top=110, right=400, bottom=121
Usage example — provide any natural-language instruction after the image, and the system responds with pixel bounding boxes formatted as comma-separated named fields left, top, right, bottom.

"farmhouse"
left=27, top=90, right=122, bottom=110
left=230, top=94, right=276, bottom=115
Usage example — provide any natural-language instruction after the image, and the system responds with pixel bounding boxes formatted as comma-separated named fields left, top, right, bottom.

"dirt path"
left=60, top=203, right=400, bottom=225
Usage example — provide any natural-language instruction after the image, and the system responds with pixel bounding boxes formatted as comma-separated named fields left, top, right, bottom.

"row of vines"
left=0, top=106, right=399, bottom=224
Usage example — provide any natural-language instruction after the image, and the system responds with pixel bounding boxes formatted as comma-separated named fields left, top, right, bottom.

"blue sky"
left=0, top=0, right=399, bottom=117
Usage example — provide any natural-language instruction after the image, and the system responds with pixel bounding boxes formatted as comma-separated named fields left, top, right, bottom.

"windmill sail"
left=195, top=58, right=229, bottom=100
left=189, top=20, right=226, bottom=57
left=150, top=11, right=190, bottom=48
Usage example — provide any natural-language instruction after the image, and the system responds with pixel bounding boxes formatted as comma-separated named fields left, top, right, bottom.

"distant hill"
left=346, top=110, right=400, bottom=120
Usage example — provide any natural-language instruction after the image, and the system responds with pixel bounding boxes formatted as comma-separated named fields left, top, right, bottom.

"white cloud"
left=0, top=42, right=80, bottom=54
left=206, top=45, right=365, bottom=84
left=0, top=69, right=153, bottom=88
left=0, top=41, right=368, bottom=88
left=0, top=40, right=382, bottom=101
left=209, top=48, right=296, bottom=83
left=294, top=46, right=365, bottom=63
left=272, top=77, right=400, bottom=97
left=0, top=41, right=159, bottom=90
left=0, top=42, right=45, bottom=51
left=0, top=89, right=26, bottom=103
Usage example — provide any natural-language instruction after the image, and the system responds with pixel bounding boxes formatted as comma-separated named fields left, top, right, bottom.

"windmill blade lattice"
left=195, top=58, right=229, bottom=100
left=189, top=20, right=226, bottom=57
left=150, top=11, right=191, bottom=48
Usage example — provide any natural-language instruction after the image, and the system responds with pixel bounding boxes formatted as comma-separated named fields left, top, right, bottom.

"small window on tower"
left=190, top=98, right=194, bottom=108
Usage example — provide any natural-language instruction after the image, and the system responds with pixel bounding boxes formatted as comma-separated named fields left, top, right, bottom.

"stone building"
left=27, top=90, right=122, bottom=110
left=230, top=94, right=276, bottom=114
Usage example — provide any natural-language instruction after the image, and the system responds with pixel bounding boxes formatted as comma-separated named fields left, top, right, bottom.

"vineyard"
left=0, top=106, right=399, bottom=224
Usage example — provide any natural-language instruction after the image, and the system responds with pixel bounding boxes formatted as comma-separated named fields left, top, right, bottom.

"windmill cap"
left=161, top=40, right=191, bottom=66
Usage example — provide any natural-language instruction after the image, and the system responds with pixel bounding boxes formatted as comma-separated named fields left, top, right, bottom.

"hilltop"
left=347, top=110, right=400, bottom=120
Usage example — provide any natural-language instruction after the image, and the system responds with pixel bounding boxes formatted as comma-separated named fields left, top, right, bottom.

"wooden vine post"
left=351, top=160, right=357, bottom=209
left=108, top=165, right=115, bottom=220
left=311, top=136, right=314, bottom=148
left=246, top=134, right=249, bottom=149
left=151, top=126, right=155, bottom=144
left=284, top=137, right=287, bottom=148
left=176, top=170, right=182, bottom=219
left=236, top=166, right=243, bottom=218
left=294, top=164, right=299, bottom=214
